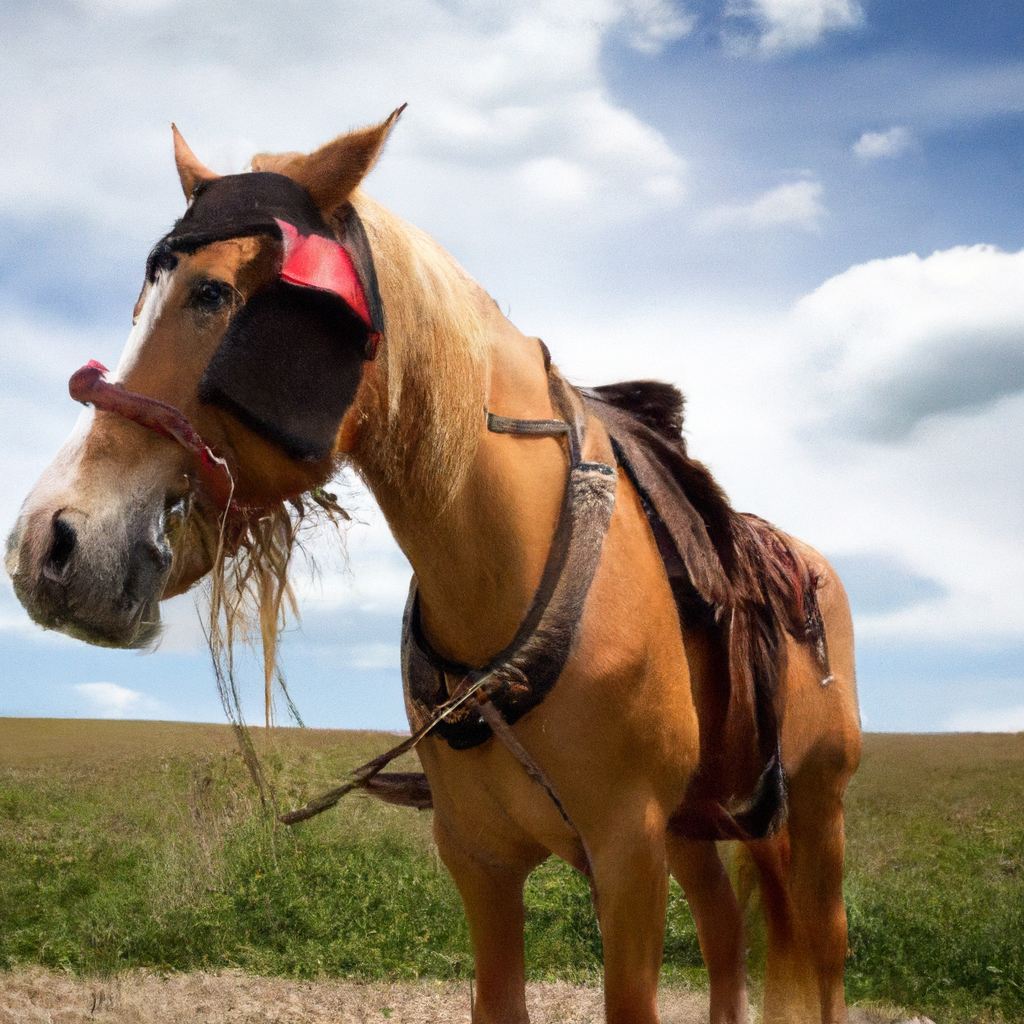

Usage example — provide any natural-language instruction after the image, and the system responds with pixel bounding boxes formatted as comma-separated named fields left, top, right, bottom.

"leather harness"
left=278, top=364, right=619, bottom=875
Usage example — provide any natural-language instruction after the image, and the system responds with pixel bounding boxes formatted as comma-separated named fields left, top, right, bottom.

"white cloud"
left=74, top=682, right=167, bottom=718
left=764, top=245, right=1024, bottom=644
left=727, top=0, right=862, bottom=52
left=792, top=244, right=1024, bottom=440
left=516, top=157, right=595, bottom=210
left=703, top=179, right=825, bottom=231
left=945, top=702, right=1024, bottom=733
left=620, top=0, right=695, bottom=53
left=853, top=126, right=911, bottom=160
left=0, top=1, right=687, bottom=233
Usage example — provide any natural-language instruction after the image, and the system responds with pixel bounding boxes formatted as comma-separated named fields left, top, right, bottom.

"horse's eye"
left=194, top=280, right=228, bottom=312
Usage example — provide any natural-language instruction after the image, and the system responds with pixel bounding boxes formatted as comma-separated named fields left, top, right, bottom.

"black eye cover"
left=164, top=172, right=385, bottom=464
left=198, top=282, right=368, bottom=463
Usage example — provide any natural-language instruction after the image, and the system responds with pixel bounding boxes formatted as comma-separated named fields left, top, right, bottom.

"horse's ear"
left=277, top=106, right=406, bottom=214
left=172, top=124, right=219, bottom=201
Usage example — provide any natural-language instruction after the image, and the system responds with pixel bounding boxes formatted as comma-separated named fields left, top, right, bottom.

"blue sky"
left=1, top=0, right=1022, bottom=732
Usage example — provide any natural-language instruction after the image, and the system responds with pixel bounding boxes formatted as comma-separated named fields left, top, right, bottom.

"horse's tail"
left=722, top=514, right=832, bottom=837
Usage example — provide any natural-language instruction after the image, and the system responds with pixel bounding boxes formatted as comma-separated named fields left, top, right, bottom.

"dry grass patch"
left=0, top=970, right=652, bottom=1023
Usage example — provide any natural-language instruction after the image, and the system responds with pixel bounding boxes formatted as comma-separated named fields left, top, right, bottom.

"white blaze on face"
left=112, top=270, right=173, bottom=383
left=8, top=269, right=179, bottom=541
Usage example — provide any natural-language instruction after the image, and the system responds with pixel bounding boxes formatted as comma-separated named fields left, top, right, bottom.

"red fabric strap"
left=275, top=219, right=373, bottom=327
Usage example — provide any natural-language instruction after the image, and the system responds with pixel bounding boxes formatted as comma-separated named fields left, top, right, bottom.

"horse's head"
left=6, top=110, right=403, bottom=648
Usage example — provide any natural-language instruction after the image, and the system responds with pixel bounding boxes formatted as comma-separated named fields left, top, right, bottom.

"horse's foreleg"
left=590, top=810, right=669, bottom=1024
left=433, top=817, right=539, bottom=1024
left=666, top=836, right=748, bottom=1024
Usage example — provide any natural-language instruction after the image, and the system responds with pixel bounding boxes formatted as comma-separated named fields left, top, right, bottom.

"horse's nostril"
left=45, top=515, right=77, bottom=578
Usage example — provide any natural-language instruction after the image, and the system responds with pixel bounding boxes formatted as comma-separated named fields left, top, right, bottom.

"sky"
left=1, top=0, right=1022, bottom=733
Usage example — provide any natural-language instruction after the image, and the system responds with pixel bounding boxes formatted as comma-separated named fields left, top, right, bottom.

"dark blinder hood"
left=164, top=172, right=335, bottom=252
left=157, top=172, right=385, bottom=464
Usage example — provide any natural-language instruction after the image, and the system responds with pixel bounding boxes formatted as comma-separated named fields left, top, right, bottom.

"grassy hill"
left=0, top=719, right=1021, bottom=1022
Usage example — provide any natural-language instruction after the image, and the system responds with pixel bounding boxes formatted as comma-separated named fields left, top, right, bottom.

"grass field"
left=0, top=719, right=1021, bottom=1022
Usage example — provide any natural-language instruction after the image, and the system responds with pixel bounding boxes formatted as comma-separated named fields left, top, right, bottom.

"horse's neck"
left=355, top=235, right=569, bottom=666
left=414, top=318, right=569, bottom=666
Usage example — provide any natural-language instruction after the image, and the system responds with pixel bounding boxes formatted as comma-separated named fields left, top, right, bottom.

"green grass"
left=842, top=734, right=1024, bottom=1022
left=0, top=721, right=1021, bottom=1021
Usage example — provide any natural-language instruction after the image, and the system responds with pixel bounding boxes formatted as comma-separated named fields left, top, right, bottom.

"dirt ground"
left=0, top=969, right=925, bottom=1024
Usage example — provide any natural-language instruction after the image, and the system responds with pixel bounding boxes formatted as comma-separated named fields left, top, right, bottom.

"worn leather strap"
left=485, top=411, right=569, bottom=437
left=406, top=364, right=613, bottom=746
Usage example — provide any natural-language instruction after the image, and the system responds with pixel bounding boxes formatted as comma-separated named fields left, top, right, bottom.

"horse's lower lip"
left=14, top=573, right=163, bottom=650
left=60, top=604, right=161, bottom=650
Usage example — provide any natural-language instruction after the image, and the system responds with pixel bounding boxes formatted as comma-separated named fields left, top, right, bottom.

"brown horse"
left=6, top=111, right=861, bottom=1024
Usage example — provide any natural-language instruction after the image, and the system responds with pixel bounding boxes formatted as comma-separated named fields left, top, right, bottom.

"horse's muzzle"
left=6, top=495, right=174, bottom=650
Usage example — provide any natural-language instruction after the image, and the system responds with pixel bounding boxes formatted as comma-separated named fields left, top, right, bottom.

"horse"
left=5, top=110, right=861, bottom=1024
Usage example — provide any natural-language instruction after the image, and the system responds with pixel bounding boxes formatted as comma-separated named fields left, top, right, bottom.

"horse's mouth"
left=12, top=568, right=165, bottom=650
left=63, top=598, right=164, bottom=650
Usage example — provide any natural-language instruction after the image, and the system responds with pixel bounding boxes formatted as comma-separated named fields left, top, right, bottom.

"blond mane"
left=196, top=187, right=494, bottom=787
left=347, top=191, right=492, bottom=514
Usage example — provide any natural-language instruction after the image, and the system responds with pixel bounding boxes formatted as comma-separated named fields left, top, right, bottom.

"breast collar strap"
left=405, top=365, right=617, bottom=749
left=281, top=362, right=618, bottom=879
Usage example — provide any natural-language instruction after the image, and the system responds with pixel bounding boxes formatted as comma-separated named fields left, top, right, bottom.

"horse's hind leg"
left=666, top=835, right=748, bottom=1024
left=746, top=784, right=850, bottom=1024
left=745, top=830, right=812, bottom=1023
left=789, top=775, right=851, bottom=1024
